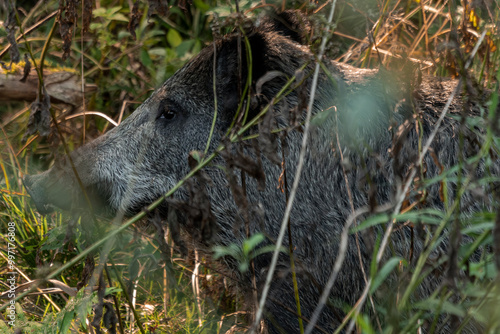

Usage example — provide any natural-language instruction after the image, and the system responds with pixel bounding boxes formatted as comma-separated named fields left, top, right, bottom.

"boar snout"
left=24, top=164, right=112, bottom=215
left=23, top=171, right=71, bottom=214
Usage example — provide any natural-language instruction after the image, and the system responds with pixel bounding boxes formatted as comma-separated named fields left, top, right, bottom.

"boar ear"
left=261, top=10, right=311, bottom=45
left=216, top=31, right=274, bottom=122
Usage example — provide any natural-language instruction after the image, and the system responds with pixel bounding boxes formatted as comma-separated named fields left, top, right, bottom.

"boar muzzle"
left=23, top=171, right=70, bottom=214
left=24, top=165, right=116, bottom=216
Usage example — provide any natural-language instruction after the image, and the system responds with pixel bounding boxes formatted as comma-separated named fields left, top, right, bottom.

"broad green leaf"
left=59, top=309, right=75, bottom=334
left=461, top=222, right=494, bottom=235
left=149, top=47, right=166, bottom=57
left=109, top=13, right=128, bottom=22
left=395, top=209, right=444, bottom=225
left=355, top=314, right=376, bottom=334
left=167, top=29, right=183, bottom=48
left=189, top=150, right=204, bottom=164
left=140, top=49, right=152, bottom=68
left=93, top=7, right=107, bottom=16
left=176, top=39, right=195, bottom=57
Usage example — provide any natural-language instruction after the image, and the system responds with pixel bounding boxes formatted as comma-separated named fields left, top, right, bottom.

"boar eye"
left=157, top=100, right=181, bottom=122
left=160, top=109, right=176, bottom=120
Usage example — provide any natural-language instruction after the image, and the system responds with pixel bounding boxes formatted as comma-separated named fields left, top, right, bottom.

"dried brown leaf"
left=128, top=0, right=141, bottom=40
left=167, top=208, right=188, bottom=256
left=5, top=15, right=20, bottom=63
left=258, top=107, right=281, bottom=166
left=59, top=0, right=78, bottom=60
left=76, top=255, right=95, bottom=290
left=221, top=140, right=266, bottom=191
left=147, top=0, right=168, bottom=18
left=20, top=54, right=31, bottom=82
left=82, top=0, right=93, bottom=33
left=26, top=90, right=51, bottom=137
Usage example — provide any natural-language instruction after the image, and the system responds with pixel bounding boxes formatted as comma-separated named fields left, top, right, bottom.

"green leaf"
left=242, top=233, right=265, bottom=256
left=75, top=294, right=92, bottom=329
left=41, top=225, right=66, bottom=250
left=355, top=314, right=376, bottom=334
left=468, top=259, right=497, bottom=280
left=415, top=299, right=466, bottom=318
left=59, top=309, right=75, bottom=334
left=311, top=107, right=334, bottom=126
left=118, top=30, right=132, bottom=39
left=394, top=209, right=444, bottom=225
left=193, top=39, right=202, bottom=54
left=461, top=222, right=494, bottom=235
left=107, top=6, right=122, bottom=15
left=92, top=7, right=107, bottom=17
left=167, top=29, right=183, bottom=48
left=352, top=213, right=390, bottom=233
left=109, top=13, right=129, bottom=22
left=149, top=47, right=166, bottom=57
left=15, top=303, right=27, bottom=322
left=353, top=209, right=444, bottom=233
left=140, top=49, right=152, bottom=68
left=370, top=257, right=405, bottom=293
left=90, top=22, right=103, bottom=31
left=213, top=244, right=240, bottom=259
left=239, top=262, right=249, bottom=273
left=176, top=39, right=195, bottom=57
left=189, top=150, right=204, bottom=164
left=193, top=0, right=210, bottom=12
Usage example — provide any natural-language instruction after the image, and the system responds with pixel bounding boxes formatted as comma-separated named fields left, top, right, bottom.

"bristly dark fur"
left=24, top=11, right=499, bottom=333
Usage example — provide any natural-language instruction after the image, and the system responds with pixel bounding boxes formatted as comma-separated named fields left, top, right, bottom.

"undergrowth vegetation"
left=0, top=0, right=499, bottom=333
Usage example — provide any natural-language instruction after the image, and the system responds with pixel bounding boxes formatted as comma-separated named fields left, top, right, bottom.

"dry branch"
left=0, top=68, right=95, bottom=106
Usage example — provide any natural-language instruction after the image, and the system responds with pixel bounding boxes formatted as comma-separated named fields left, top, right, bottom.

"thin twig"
left=204, top=41, right=218, bottom=155
left=81, top=0, right=86, bottom=144
left=251, top=0, right=338, bottom=332
left=64, top=111, right=118, bottom=127
left=0, top=10, right=58, bottom=59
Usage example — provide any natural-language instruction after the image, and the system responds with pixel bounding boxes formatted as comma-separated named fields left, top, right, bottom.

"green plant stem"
left=241, top=31, right=253, bottom=125
left=105, top=265, right=126, bottom=334
left=205, top=41, right=218, bottom=155
left=282, top=147, right=304, bottom=333
left=39, top=17, right=58, bottom=97
left=110, top=259, right=146, bottom=334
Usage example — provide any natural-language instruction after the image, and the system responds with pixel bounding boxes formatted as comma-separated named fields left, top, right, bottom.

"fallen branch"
left=0, top=67, right=95, bottom=106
